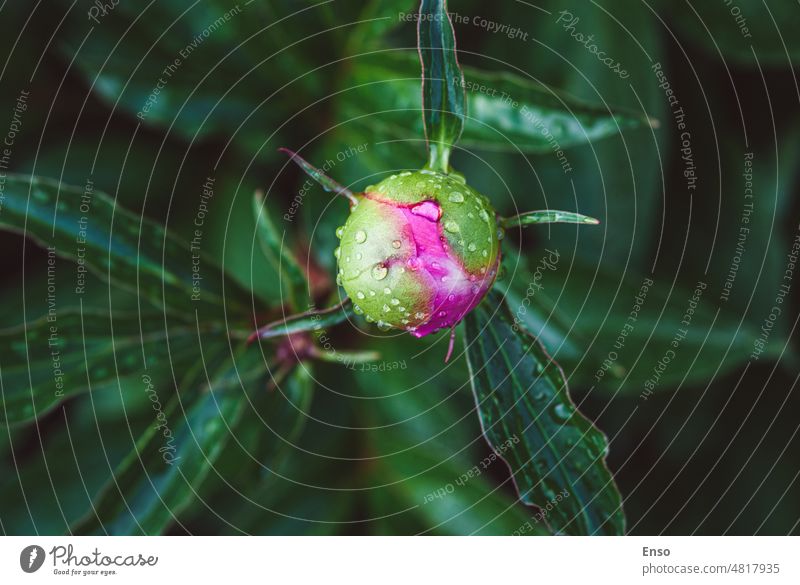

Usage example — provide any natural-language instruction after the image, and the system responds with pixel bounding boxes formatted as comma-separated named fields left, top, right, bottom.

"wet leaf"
left=464, top=290, right=625, bottom=535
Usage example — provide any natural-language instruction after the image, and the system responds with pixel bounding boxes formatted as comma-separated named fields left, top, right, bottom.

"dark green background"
left=0, top=0, right=797, bottom=535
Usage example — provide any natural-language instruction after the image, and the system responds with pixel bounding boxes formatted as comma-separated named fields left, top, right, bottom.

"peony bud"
left=335, top=169, right=501, bottom=337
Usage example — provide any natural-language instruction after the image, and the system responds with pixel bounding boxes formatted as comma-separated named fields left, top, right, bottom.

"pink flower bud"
left=335, top=170, right=501, bottom=337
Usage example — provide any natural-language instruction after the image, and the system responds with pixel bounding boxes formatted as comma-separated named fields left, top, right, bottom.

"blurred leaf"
left=0, top=174, right=250, bottom=317
left=253, top=190, right=308, bottom=310
left=369, top=438, right=549, bottom=535
left=71, top=349, right=265, bottom=535
left=501, top=248, right=767, bottom=391
left=418, top=0, right=466, bottom=171
left=54, top=0, right=337, bottom=147
left=258, top=365, right=315, bottom=478
left=343, top=51, right=654, bottom=157
left=657, top=0, right=800, bottom=67
left=251, top=298, right=354, bottom=342
left=464, top=290, right=625, bottom=535
left=0, top=310, right=201, bottom=425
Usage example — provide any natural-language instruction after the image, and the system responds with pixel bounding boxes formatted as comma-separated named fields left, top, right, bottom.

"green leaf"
left=250, top=298, right=354, bottom=342
left=463, top=290, right=625, bottom=535
left=656, top=0, right=800, bottom=67
left=501, top=210, right=599, bottom=228
left=418, top=0, right=466, bottom=171
left=258, top=365, right=315, bottom=478
left=0, top=309, right=201, bottom=426
left=253, top=190, right=308, bottom=310
left=500, top=248, right=771, bottom=391
left=54, top=0, right=334, bottom=147
left=343, top=52, right=653, bottom=156
left=71, top=350, right=265, bottom=535
left=0, top=174, right=249, bottom=317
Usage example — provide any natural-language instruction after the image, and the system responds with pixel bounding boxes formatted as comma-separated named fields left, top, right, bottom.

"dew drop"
left=444, top=220, right=459, bottom=233
left=438, top=311, right=447, bottom=317
left=333, top=246, right=341, bottom=259
left=356, top=291, right=365, bottom=300
left=447, top=294, right=455, bottom=301
left=383, top=304, right=391, bottom=313
left=353, top=304, right=364, bottom=315
left=391, top=240, right=402, bottom=249
left=415, top=312, right=426, bottom=320
left=478, top=209, right=490, bottom=222
left=356, top=253, right=363, bottom=260
left=383, top=287, right=392, bottom=294
left=552, top=403, right=573, bottom=421
left=497, top=227, right=505, bottom=241
left=354, top=230, right=367, bottom=243
left=335, top=274, right=343, bottom=286
left=390, top=298, right=400, bottom=306
left=401, top=319, right=410, bottom=325
left=369, top=290, right=376, bottom=297
left=377, top=320, right=392, bottom=331
left=398, top=307, right=406, bottom=313
left=448, top=191, right=464, bottom=203
left=482, top=249, right=488, bottom=257
left=467, top=242, right=477, bottom=252
left=371, top=264, right=388, bottom=280
left=335, top=226, right=344, bottom=239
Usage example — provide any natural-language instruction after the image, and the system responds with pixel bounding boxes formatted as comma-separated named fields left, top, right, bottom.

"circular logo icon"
left=20, top=545, right=45, bottom=573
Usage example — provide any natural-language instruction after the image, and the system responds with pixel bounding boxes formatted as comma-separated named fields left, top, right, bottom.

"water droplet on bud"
left=467, top=243, right=477, bottom=252
left=448, top=191, right=464, bottom=203
left=356, top=291, right=365, bottom=300
left=335, top=226, right=344, bottom=239
left=391, top=240, right=401, bottom=249
left=444, top=220, right=459, bottom=233
left=552, top=403, right=573, bottom=421
left=333, top=246, right=341, bottom=259
left=355, top=230, right=367, bottom=243
left=371, top=264, right=388, bottom=280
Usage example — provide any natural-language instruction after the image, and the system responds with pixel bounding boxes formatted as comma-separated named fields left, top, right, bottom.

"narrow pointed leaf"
left=250, top=298, right=354, bottom=342
left=279, top=148, right=357, bottom=205
left=463, top=290, right=625, bottom=535
left=343, top=52, right=653, bottom=154
left=0, top=310, right=200, bottom=426
left=501, top=210, right=600, bottom=229
left=418, top=0, right=465, bottom=172
left=71, top=350, right=265, bottom=535
left=0, top=175, right=250, bottom=317
left=252, top=190, right=308, bottom=310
